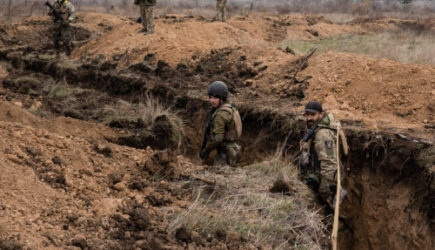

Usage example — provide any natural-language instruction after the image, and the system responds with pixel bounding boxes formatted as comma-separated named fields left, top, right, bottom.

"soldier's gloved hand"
left=325, top=197, right=334, bottom=209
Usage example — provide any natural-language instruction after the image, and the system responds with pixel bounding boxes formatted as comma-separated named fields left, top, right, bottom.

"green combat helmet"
left=208, top=81, right=228, bottom=99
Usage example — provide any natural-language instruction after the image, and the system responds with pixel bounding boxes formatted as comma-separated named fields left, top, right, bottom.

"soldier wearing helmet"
left=200, top=81, right=242, bottom=167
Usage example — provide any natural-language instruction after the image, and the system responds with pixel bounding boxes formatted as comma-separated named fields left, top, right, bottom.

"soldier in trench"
left=134, top=0, right=157, bottom=35
left=47, top=0, right=76, bottom=55
left=200, top=81, right=242, bottom=167
left=296, top=101, right=349, bottom=209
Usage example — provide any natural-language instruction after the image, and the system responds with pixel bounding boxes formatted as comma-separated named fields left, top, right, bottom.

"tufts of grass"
left=14, top=76, right=40, bottom=86
left=103, top=95, right=185, bottom=147
left=168, top=147, right=326, bottom=249
left=141, top=95, right=185, bottom=147
left=277, top=31, right=435, bottom=65
left=416, top=146, right=435, bottom=170
left=47, top=84, right=73, bottom=99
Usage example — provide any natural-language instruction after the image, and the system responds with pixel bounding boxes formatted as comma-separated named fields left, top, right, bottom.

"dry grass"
left=41, top=83, right=186, bottom=146
left=102, top=95, right=185, bottom=144
left=168, top=147, right=327, bottom=249
left=416, top=145, right=435, bottom=170
left=46, top=83, right=73, bottom=100
left=278, top=30, right=435, bottom=65
left=141, top=95, right=185, bottom=145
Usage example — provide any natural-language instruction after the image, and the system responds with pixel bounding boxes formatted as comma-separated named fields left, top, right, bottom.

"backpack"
left=218, top=103, right=242, bottom=139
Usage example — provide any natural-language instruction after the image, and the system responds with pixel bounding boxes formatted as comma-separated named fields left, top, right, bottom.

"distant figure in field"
left=47, top=0, right=76, bottom=55
left=216, top=0, right=227, bottom=22
left=134, top=0, right=156, bottom=34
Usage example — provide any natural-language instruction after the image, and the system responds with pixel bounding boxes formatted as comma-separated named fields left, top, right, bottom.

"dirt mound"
left=297, top=52, right=435, bottom=135
left=0, top=99, right=280, bottom=249
left=0, top=101, right=204, bottom=249
left=70, top=12, right=413, bottom=68
left=0, top=16, right=91, bottom=52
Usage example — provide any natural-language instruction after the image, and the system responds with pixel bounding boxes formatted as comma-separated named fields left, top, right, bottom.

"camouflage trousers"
left=52, top=22, right=72, bottom=54
left=216, top=0, right=227, bottom=22
left=140, top=5, right=155, bottom=32
left=215, top=142, right=241, bottom=167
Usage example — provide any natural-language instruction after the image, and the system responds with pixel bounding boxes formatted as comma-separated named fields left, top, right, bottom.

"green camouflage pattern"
left=137, top=0, right=157, bottom=6
left=216, top=0, right=227, bottom=22
left=301, top=114, right=339, bottom=201
left=50, top=1, right=75, bottom=54
left=202, top=102, right=241, bottom=166
left=140, top=5, right=155, bottom=32
left=51, top=1, right=75, bottom=22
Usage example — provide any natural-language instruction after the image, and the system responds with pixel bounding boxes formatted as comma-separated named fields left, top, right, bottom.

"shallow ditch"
left=0, top=49, right=433, bottom=250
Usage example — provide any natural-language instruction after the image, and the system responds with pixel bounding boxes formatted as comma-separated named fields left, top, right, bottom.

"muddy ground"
left=0, top=12, right=434, bottom=249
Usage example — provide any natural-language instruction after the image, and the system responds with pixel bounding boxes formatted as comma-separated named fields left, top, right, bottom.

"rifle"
left=201, top=116, right=212, bottom=152
left=45, top=1, right=65, bottom=23
left=302, top=117, right=323, bottom=142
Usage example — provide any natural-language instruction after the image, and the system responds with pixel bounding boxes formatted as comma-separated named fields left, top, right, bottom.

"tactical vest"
left=212, top=103, right=242, bottom=141
left=54, top=1, right=69, bottom=21
left=318, top=113, right=349, bottom=156
left=307, top=113, right=349, bottom=174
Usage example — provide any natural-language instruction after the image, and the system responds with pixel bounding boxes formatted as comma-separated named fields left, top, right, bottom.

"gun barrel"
left=45, top=1, right=54, bottom=9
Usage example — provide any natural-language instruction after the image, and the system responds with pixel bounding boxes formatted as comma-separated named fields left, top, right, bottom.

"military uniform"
left=216, top=0, right=227, bottom=22
left=201, top=102, right=241, bottom=166
left=136, top=0, right=156, bottom=34
left=300, top=114, right=344, bottom=203
left=48, top=0, right=75, bottom=55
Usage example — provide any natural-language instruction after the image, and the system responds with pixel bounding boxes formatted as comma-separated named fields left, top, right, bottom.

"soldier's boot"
left=138, top=28, right=147, bottom=33
left=226, top=143, right=241, bottom=167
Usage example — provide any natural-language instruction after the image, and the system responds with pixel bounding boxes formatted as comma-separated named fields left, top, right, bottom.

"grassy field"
left=277, top=31, right=435, bottom=65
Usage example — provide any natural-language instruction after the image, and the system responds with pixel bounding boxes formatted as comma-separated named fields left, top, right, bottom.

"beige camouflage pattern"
left=298, top=114, right=343, bottom=202
left=216, top=0, right=227, bottom=22
left=140, top=5, right=155, bottom=32
left=313, top=126, right=337, bottom=201
left=137, top=0, right=157, bottom=6
left=49, top=1, right=75, bottom=54
left=50, top=1, right=75, bottom=22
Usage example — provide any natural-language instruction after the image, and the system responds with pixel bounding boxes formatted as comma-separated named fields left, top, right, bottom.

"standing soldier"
left=216, top=0, right=227, bottom=22
left=47, top=0, right=75, bottom=55
left=200, top=81, right=242, bottom=167
left=297, top=101, right=348, bottom=208
left=135, top=0, right=156, bottom=34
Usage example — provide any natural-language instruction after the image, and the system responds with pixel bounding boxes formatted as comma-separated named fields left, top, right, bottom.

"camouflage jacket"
left=307, top=114, right=339, bottom=201
left=136, top=0, right=157, bottom=6
left=50, top=0, right=75, bottom=22
left=202, top=102, right=238, bottom=155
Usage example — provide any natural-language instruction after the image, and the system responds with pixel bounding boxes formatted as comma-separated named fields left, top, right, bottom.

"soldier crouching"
left=200, top=81, right=242, bottom=167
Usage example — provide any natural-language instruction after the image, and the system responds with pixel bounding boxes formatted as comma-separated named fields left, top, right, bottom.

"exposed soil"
left=0, top=12, right=433, bottom=250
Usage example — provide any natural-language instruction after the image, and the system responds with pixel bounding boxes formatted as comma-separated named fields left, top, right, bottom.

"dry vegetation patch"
left=169, top=151, right=328, bottom=249
left=278, top=30, right=435, bottom=65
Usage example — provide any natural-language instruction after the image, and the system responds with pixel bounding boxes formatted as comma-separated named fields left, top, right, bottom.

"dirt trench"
left=0, top=44, right=434, bottom=250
